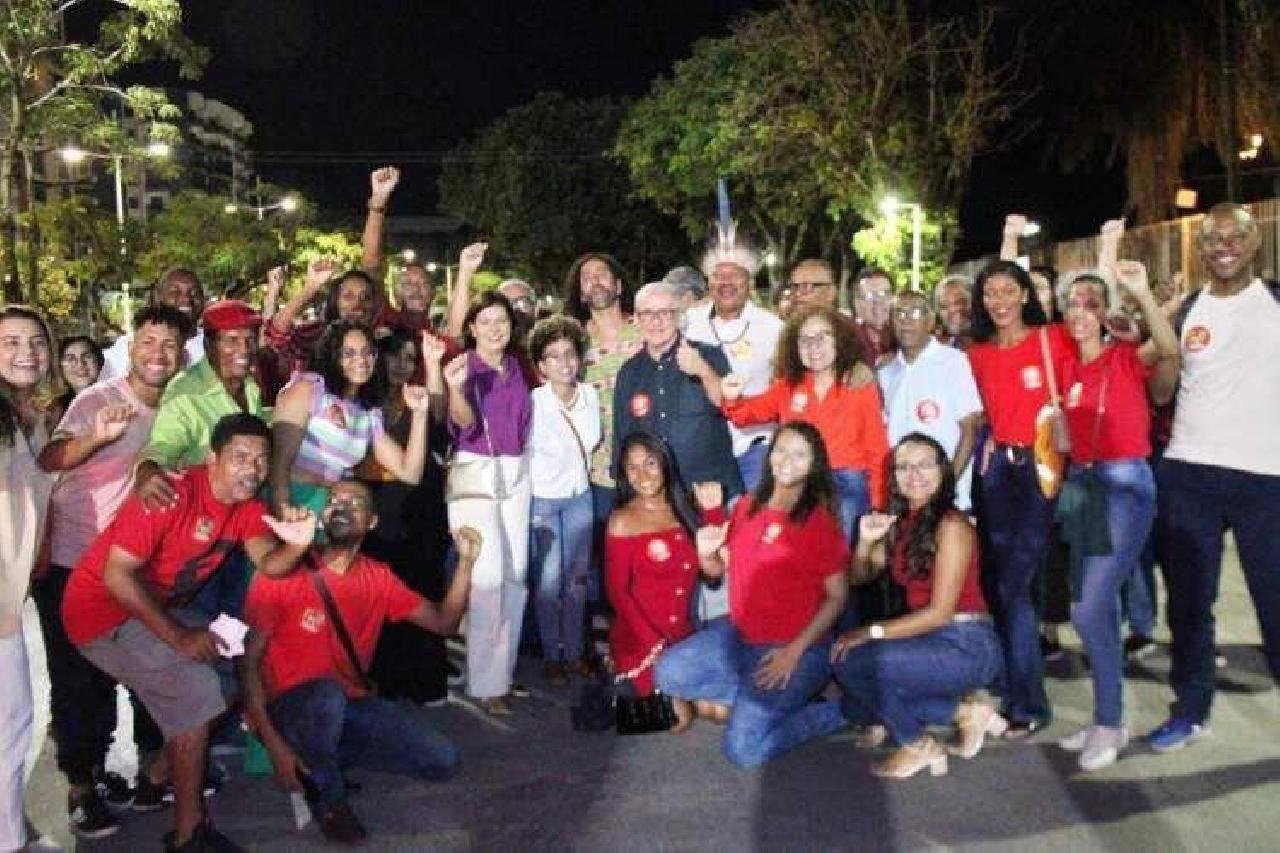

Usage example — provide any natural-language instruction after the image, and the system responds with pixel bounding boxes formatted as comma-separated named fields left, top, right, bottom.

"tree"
left=615, top=0, right=1022, bottom=288
left=438, top=91, right=686, bottom=287
left=0, top=0, right=206, bottom=301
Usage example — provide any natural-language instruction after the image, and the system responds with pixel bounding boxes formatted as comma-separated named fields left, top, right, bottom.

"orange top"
left=723, top=375, right=890, bottom=508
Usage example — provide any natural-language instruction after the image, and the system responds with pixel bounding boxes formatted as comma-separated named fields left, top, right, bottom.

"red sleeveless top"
left=889, top=510, right=987, bottom=614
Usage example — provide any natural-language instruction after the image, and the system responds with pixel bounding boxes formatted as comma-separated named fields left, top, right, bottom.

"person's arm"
left=755, top=569, right=848, bottom=690
left=442, top=353, right=475, bottom=430
left=38, top=403, right=135, bottom=472
left=241, top=508, right=318, bottom=579
left=268, top=379, right=312, bottom=514
left=261, top=265, right=286, bottom=328
left=371, top=386, right=429, bottom=484
left=952, top=411, right=982, bottom=481
left=421, top=332, right=449, bottom=424
left=848, top=512, right=892, bottom=585
left=1113, top=260, right=1180, bottom=405
left=1097, top=218, right=1124, bottom=276
left=102, top=545, right=225, bottom=662
left=443, top=242, right=488, bottom=340
left=1000, top=214, right=1027, bottom=261
left=238, top=628, right=308, bottom=792
left=849, top=384, right=891, bottom=509
left=361, top=167, right=399, bottom=274
left=675, top=340, right=724, bottom=406
left=268, top=257, right=338, bottom=340
left=403, top=527, right=480, bottom=634
left=719, top=376, right=783, bottom=427
left=694, top=521, right=730, bottom=580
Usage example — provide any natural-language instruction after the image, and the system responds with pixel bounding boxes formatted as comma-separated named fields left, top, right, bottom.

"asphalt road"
left=20, top=539, right=1278, bottom=852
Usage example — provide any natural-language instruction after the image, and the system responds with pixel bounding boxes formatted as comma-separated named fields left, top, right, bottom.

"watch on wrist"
left=869, top=624, right=886, bottom=641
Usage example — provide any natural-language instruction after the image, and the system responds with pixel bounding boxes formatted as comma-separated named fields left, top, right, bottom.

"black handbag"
left=614, top=690, right=677, bottom=736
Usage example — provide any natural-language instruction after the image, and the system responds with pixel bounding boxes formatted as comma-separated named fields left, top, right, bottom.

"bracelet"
left=367, top=201, right=387, bottom=213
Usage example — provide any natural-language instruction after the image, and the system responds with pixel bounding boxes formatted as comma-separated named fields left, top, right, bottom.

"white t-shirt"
left=1165, top=279, right=1280, bottom=476
left=100, top=331, right=203, bottom=381
left=684, top=301, right=784, bottom=455
left=529, top=383, right=602, bottom=499
left=878, top=339, right=983, bottom=510
left=47, top=377, right=158, bottom=568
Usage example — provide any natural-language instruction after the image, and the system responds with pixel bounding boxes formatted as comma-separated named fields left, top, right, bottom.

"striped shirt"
left=287, top=372, right=384, bottom=482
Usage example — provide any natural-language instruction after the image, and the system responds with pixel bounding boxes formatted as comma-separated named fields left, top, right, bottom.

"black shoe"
left=1124, top=634, right=1156, bottom=660
left=131, top=775, right=168, bottom=812
left=1040, top=636, right=1065, bottom=661
left=163, top=819, right=244, bottom=853
left=69, top=788, right=121, bottom=839
left=318, top=800, right=369, bottom=845
left=510, top=682, right=532, bottom=698
left=160, top=765, right=223, bottom=804
left=93, top=766, right=135, bottom=809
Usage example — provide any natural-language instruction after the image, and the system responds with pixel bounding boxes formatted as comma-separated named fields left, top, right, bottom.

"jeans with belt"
left=1067, top=459, right=1155, bottom=727
left=979, top=445, right=1055, bottom=726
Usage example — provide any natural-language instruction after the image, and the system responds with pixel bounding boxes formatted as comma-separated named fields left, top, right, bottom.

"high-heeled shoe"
left=949, top=701, right=1008, bottom=759
left=871, top=735, right=948, bottom=779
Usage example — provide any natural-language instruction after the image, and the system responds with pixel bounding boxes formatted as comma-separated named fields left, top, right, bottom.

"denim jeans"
left=1123, top=446, right=1165, bottom=638
left=979, top=447, right=1054, bottom=725
left=588, top=484, right=617, bottom=604
left=736, top=440, right=770, bottom=494
left=269, top=679, right=461, bottom=811
left=529, top=490, right=594, bottom=663
left=832, top=468, right=871, bottom=546
left=1157, top=459, right=1280, bottom=723
left=1068, top=459, right=1155, bottom=727
left=832, top=621, right=1002, bottom=745
left=654, top=618, right=844, bottom=768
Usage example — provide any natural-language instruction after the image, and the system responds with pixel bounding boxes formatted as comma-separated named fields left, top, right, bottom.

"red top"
left=1061, top=343, right=1153, bottom=463
left=726, top=497, right=849, bottom=645
left=605, top=506, right=723, bottom=695
left=967, top=324, right=1076, bottom=446
left=723, top=375, right=890, bottom=507
left=63, top=466, right=272, bottom=647
left=889, top=510, right=987, bottom=614
left=243, top=554, right=423, bottom=700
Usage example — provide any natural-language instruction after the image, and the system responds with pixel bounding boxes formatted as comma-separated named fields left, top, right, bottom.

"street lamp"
left=880, top=195, right=925, bottom=292
left=225, top=194, right=300, bottom=220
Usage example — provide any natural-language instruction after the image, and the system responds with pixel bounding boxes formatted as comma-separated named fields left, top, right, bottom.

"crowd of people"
left=1, top=163, right=1276, bottom=852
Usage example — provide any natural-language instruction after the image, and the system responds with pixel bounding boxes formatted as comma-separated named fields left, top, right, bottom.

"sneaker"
left=1123, top=634, right=1157, bottom=660
left=1040, top=636, right=1065, bottom=662
left=1148, top=716, right=1211, bottom=753
left=1079, top=725, right=1128, bottom=771
left=1215, top=648, right=1228, bottom=669
left=510, top=682, right=532, bottom=698
left=318, top=800, right=368, bottom=845
left=163, top=819, right=243, bottom=853
left=1058, top=726, right=1090, bottom=752
left=131, top=775, right=168, bottom=812
left=93, top=766, right=134, bottom=809
left=69, top=788, right=121, bottom=839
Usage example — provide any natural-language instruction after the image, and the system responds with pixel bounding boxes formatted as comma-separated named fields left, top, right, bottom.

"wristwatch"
left=868, top=624, right=886, bottom=641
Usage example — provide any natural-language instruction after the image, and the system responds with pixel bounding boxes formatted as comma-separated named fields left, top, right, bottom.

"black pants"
left=33, top=565, right=163, bottom=785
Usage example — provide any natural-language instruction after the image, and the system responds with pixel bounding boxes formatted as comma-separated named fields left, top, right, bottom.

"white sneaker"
left=1079, top=725, right=1128, bottom=772
left=1058, top=726, right=1091, bottom=752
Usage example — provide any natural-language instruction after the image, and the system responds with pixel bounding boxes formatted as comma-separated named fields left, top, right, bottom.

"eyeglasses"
left=892, top=307, right=930, bottom=322
left=61, top=353, right=97, bottom=364
left=894, top=461, right=940, bottom=475
left=1065, top=298, right=1104, bottom=313
left=790, top=280, right=833, bottom=293
left=797, top=330, right=835, bottom=348
left=326, top=495, right=371, bottom=511
left=635, top=309, right=677, bottom=323
left=857, top=291, right=893, bottom=303
left=340, top=347, right=375, bottom=361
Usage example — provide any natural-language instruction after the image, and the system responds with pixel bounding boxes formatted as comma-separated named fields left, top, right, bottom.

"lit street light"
left=880, top=195, right=925, bottom=292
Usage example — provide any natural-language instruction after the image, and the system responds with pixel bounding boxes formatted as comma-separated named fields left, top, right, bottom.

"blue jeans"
left=1123, top=446, right=1165, bottom=638
left=979, top=447, right=1054, bottom=725
left=832, top=621, right=1002, bottom=745
left=736, top=440, right=769, bottom=494
left=654, top=618, right=844, bottom=769
left=529, top=490, right=594, bottom=663
left=588, top=484, right=617, bottom=604
left=1068, top=460, right=1155, bottom=727
left=269, top=679, right=460, bottom=811
left=1157, top=459, right=1280, bottom=723
left=832, top=468, right=871, bottom=546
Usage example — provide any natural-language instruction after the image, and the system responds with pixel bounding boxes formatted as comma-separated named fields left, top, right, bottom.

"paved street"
left=21, top=540, right=1278, bottom=852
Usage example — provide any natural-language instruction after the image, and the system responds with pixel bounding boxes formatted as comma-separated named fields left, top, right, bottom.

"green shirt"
left=144, top=358, right=267, bottom=470
left=583, top=321, right=643, bottom=488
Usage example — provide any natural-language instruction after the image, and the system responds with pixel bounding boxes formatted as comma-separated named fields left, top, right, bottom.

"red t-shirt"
left=726, top=497, right=849, bottom=645
left=62, top=466, right=272, bottom=647
left=1061, top=343, right=1153, bottom=463
left=967, top=324, right=1076, bottom=446
left=243, top=554, right=423, bottom=700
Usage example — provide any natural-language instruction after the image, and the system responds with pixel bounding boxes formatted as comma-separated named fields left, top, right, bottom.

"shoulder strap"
left=1038, top=327, right=1062, bottom=406
left=558, top=406, right=590, bottom=472
left=304, top=554, right=374, bottom=692
left=1172, top=289, right=1201, bottom=340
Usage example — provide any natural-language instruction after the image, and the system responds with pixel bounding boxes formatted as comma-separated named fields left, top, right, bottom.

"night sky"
left=133, top=0, right=1125, bottom=261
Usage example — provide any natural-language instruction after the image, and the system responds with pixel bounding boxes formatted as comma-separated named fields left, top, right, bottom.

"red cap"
left=202, top=299, right=262, bottom=332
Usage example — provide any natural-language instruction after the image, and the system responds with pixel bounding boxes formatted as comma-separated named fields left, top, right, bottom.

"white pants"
left=0, top=628, right=32, bottom=852
left=447, top=456, right=531, bottom=699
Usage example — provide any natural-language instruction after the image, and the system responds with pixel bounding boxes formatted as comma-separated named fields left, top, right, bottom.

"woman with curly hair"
left=831, top=433, right=1003, bottom=779
left=269, top=320, right=430, bottom=517
left=720, top=303, right=890, bottom=541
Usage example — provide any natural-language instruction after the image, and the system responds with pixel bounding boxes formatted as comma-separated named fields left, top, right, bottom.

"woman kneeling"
left=831, top=433, right=1004, bottom=779
left=655, top=422, right=849, bottom=769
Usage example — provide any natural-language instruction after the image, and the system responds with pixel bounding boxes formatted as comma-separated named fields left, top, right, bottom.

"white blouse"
left=528, top=383, right=602, bottom=499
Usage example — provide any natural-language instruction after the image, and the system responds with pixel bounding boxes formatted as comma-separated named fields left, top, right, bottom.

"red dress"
left=605, top=508, right=722, bottom=695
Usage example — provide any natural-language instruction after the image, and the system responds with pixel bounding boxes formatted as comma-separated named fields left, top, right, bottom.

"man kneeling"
left=241, top=478, right=480, bottom=844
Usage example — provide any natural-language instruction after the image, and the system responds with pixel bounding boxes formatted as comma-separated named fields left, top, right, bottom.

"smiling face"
left=385, top=340, right=417, bottom=388
left=635, top=290, right=680, bottom=351
left=788, top=261, right=837, bottom=309
left=623, top=443, right=666, bottom=501
left=0, top=316, right=51, bottom=391
left=710, top=261, right=751, bottom=316
left=1199, top=210, right=1261, bottom=284
left=537, top=336, right=580, bottom=389
left=60, top=340, right=100, bottom=392
left=891, top=294, right=934, bottom=355
left=499, top=280, right=536, bottom=320
left=336, top=275, right=377, bottom=325
left=855, top=275, right=894, bottom=328
left=769, top=427, right=815, bottom=489
left=209, top=434, right=270, bottom=504
left=936, top=279, right=972, bottom=338
left=210, top=327, right=258, bottom=384
left=339, top=328, right=376, bottom=390
left=1064, top=279, right=1107, bottom=345
left=796, top=315, right=837, bottom=374
left=128, top=321, right=183, bottom=390
left=156, top=272, right=204, bottom=321
left=322, top=480, right=376, bottom=547
left=469, top=304, right=513, bottom=355
left=893, top=440, right=944, bottom=510
left=981, top=272, right=1028, bottom=333
left=398, top=265, right=432, bottom=314
left=1030, top=272, right=1055, bottom=317
left=579, top=259, right=620, bottom=312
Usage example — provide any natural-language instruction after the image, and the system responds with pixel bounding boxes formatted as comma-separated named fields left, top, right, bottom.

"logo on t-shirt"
left=630, top=392, right=652, bottom=418
left=762, top=522, right=783, bottom=544
left=193, top=517, right=214, bottom=543
left=1185, top=324, right=1212, bottom=354
left=646, top=538, right=671, bottom=562
left=915, top=399, right=941, bottom=424
left=1021, top=366, right=1043, bottom=390
left=790, top=392, right=808, bottom=413
left=300, top=607, right=326, bottom=634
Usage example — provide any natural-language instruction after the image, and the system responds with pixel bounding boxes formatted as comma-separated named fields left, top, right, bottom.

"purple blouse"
left=449, top=351, right=532, bottom=456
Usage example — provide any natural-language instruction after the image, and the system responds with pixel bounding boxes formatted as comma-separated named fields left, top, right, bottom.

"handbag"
left=1033, top=327, right=1070, bottom=500
left=303, top=554, right=376, bottom=694
left=614, top=691, right=678, bottom=735
left=445, top=386, right=509, bottom=502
